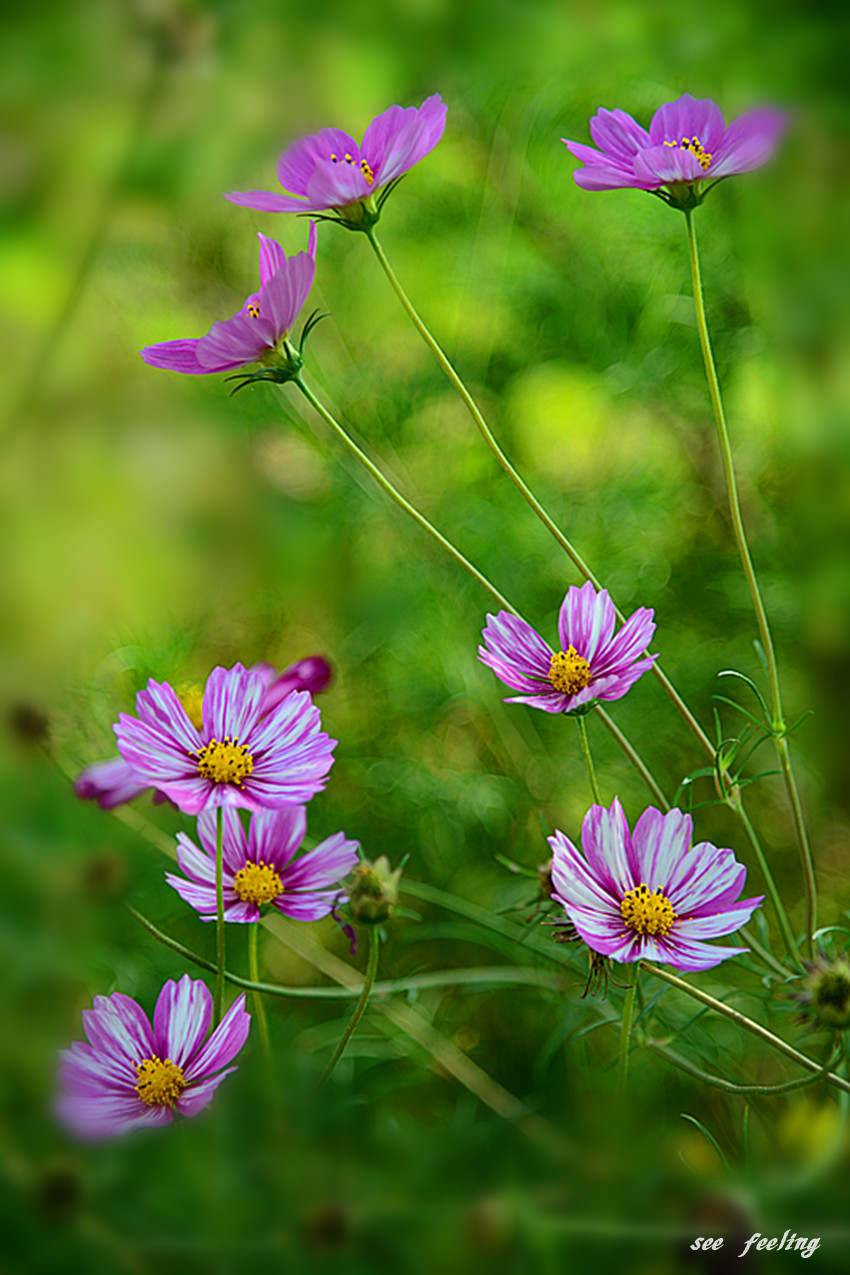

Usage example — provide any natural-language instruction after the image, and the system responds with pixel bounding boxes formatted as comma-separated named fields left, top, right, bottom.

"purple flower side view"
left=56, top=975, right=250, bottom=1139
left=114, top=662, right=336, bottom=816
left=141, top=226, right=316, bottom=374
left=563, top=93, right=787, bottom=194
left=75, top=656, right=333, bottom=811
left=225, top=93, right=447, bottom=215
left=166, top=806, right=359, bottom=923
left=550, top=798, right=764, bottom=971
left=478, top=580, right=657, bottom=714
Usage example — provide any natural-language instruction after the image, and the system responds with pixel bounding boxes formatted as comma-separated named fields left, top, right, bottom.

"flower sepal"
left=565, top=698, right=599, bottom=719
left=346, top=855, right=403, bottom=926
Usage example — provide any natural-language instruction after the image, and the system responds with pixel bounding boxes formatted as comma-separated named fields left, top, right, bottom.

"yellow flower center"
left=360, top=159, right=374, bottom=185
left=196, top=737, right=254, bottom=787
left=620, top=883, right=677, bottom=937
left=135, top=1056, right=186, bottom=1107
left=663, top=135, right=712, bottom=171
left=233, top=860, right=283, bottom=905
left=246, top=303, right=261, bottom=318
left=549, top=647, right=592, bottom=695
left=177, top=683, right=205, bottom=732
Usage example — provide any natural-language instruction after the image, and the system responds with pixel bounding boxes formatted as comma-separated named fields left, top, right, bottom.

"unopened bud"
left=792, top=950, right=850, bottom=1030
left=346, top=856, right=402, bottom=925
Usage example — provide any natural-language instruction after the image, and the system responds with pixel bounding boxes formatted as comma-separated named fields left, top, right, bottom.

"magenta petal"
left=259, top=251, right=316, bottom=336
left=203, top=664, right=266, bottom=743
left=56, top=1094, right=172, bottom=1140
left=275, top=889, right=342, bottom=921
left=574, top=162, right=654, bottom=192
left=176, top=1067, right=238, bottom=1118
left=588, top=107, right=651, bottom=160
left=579, top=799, right=639, bottom=895
left=591, top=607, right=655, bottom=676
left=363, top=93, right=447, bottom=185
left=82, top=994, right=154, bottom=1065
left=676, top=895, right=764, bottom=940
left=196, top=311, right=270, bottom=370
left=710, top=107, right=788, bottom=177
left=650, top=94, right=725, bottom=150
left=633, top=144, right=705, bottom=185
left=141, top=339, right=212, bottom=374
left=137, top=680, right=202, bottom=751
left=276, top=126, right=360, bottom=196
left=656, top=935, right=750, bottom=972
left=153, top=976, right=212, bottom=1068
left=248, top=806, right=306, bottom=869
left=74, top=756, right=149, bottom=809
left=196, top=806, right=249, bottom=874
left=558, top=582, right=616, bottom=663
left=184, top=994, right=250, bottom=1082
left=549, top=829, right=620, bottom=912
left=281, top=831, right=360, bottom=891
left=174, top=832, right=218, bottom=884
left=225, top=188, right=309, bottom=212
left=503, top=690, right=569, bottom=713
left=631, top=807, right=692, bottom=891
left=478, top=611, right=554, bottom=691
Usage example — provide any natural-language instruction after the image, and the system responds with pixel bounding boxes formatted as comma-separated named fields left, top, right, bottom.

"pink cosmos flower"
left=56, top=975, right=250, bottom=1139
left=141, top=226, right=316, bottom=375
left=550, top=799, right=764, bottom=971
left=563, top=94, right=787, bottom=204
left=114, top=662, right=336, bottom=816
left=225, top=93, right=447, bottom=221
left=478, top=581, right=657, bottom=715
left=75, top=656, right=333, bottom=811
left=166, top=806, right=359, bottom=923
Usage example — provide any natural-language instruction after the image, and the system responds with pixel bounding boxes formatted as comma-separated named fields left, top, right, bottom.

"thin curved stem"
left=646, top=1040, right=840, bottom=1095
left=248, top=923, right=271, bottom=1057
left=291, top=375, right=667, bottom=807
left=214, top=807, right=225, bottom=1026
left=292, top=375, right=513, bottom=614
left=366, top=228, right=715, bottom=761
left=617, top=963, right=639, bottom=1103
left=315, top=927, right=380, bottom=1089
left=576, top=715, right=602, bottom=804
left=684, top=209, right=815, bottom=957
left=731, top=796, right=800, bottom=964
left=643, top=962, right=850, bottom=1096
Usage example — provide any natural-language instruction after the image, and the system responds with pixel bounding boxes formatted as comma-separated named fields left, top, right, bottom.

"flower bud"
left=792, top=951, right=850, bottom=1030
left=346, top=856, right=402, bottom=925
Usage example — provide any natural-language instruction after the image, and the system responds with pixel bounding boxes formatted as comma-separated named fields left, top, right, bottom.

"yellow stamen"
left=663, top=135, right=712, bottom=170
left=344, top=153, right=353, bottom=163
left=135, top=1056, right=185, bottom=1107
left=330, top=153, right=338, bottom=162
left=233, top=859, right=283, bottom=905
left=549, top=646, right=592, bottom=696
left=177, top=684, right=204, bottom=733
left=196, top=736, right=254, bottom=787
left=360, top=159, right=374, bottom=185
left=620, top=883, right=677, bottom=937
left=246, top=303, right=260, bottom=318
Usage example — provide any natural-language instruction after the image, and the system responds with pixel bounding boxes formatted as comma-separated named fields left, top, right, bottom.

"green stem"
left=292, top=375, right=512, bottom=614
left=646, top=1040, right=840, bottom=1095
left=576, top=715, right=602, bottom=804
left=214, top=806, right=225, bottom=1026
left=315, top=927, right=380, bottom=1089
left=617, top=963, right=640, bottom=1102
left=291, top=374, right=666, bottom=807
left=248, top=923, right=271, bottom=1057
left=366, top=228, right=716, bottom=763
left=643, top=962, right=850, bottom=1096
left=684, top=208, right=815, bottom=957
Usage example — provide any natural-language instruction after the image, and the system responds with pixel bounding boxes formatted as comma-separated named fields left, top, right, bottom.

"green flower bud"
left=346, top=856, right=402, bottom=925
left=792, top=951, right=850, bottom=1030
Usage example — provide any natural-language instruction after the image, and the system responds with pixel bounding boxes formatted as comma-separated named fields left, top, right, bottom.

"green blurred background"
left=2, top=0, right=849, bottom=1270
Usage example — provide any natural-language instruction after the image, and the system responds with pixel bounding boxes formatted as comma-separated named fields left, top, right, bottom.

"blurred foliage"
left=1, top=0, right=849, bottom=1270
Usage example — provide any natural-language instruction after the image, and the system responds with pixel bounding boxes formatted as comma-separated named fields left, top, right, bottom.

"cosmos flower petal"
left=141, top=339, right=215, bottom=373
left=175, top=832, right=219, bottom=884
left=248, top=806, right=307, bottom=869
left=478, top=611, right=553, bottom=690
left=649, top=95, right=725, bottom=151
left=573, top=160, right=658, bottom=192
left=503, top=691, right=569, bottom=712
left=184, top=994, right=251, bottom=1082
left=709, top=107, right=788, bottom=177
left=82, top=995, right=154, bottom=1066
left=202, top=664, right=266, bottom=746
left=137, top=680, right=202, bottom=751
left=580, top=798, right=639, bottom=894
left=558, top=582, right=617, bottom=664
left=259, top=251, right=316, bottom=337
left=164, top=873, right=219, bottom=914
left=634, top=144, right=705, bottom=185
left=631, top=806, right=693, bottom=892
left=549, top=829, right=620, bottom=911
left=275, top=889, right=346, bottom=921
left=676, top=895, right=764, bottom=940
left=225, top=187, right=309, bottom=212
left=588, top=107, right=651, bottom=159
left=666, top=841, right=745, bottom=913
left=153, top=975, right=212, bottom=1068
left=592, top=607, right=656, bottom=676
left=275, top=126, right=361, bottom=196
left=56, top=1094, right=173, bottom=1140
left=656, top=935, right=751, bottom=972
left=196, top=807, right=249, bottom=874
left=362, top=93, right=447, bottom=185
left=175, top=1068, right=239, bottom=1118
left=74, top=757, right=149, bottom=809
left=592, top=660, right=657, bottom=701
left=281, top=831, right=360, bottom=891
